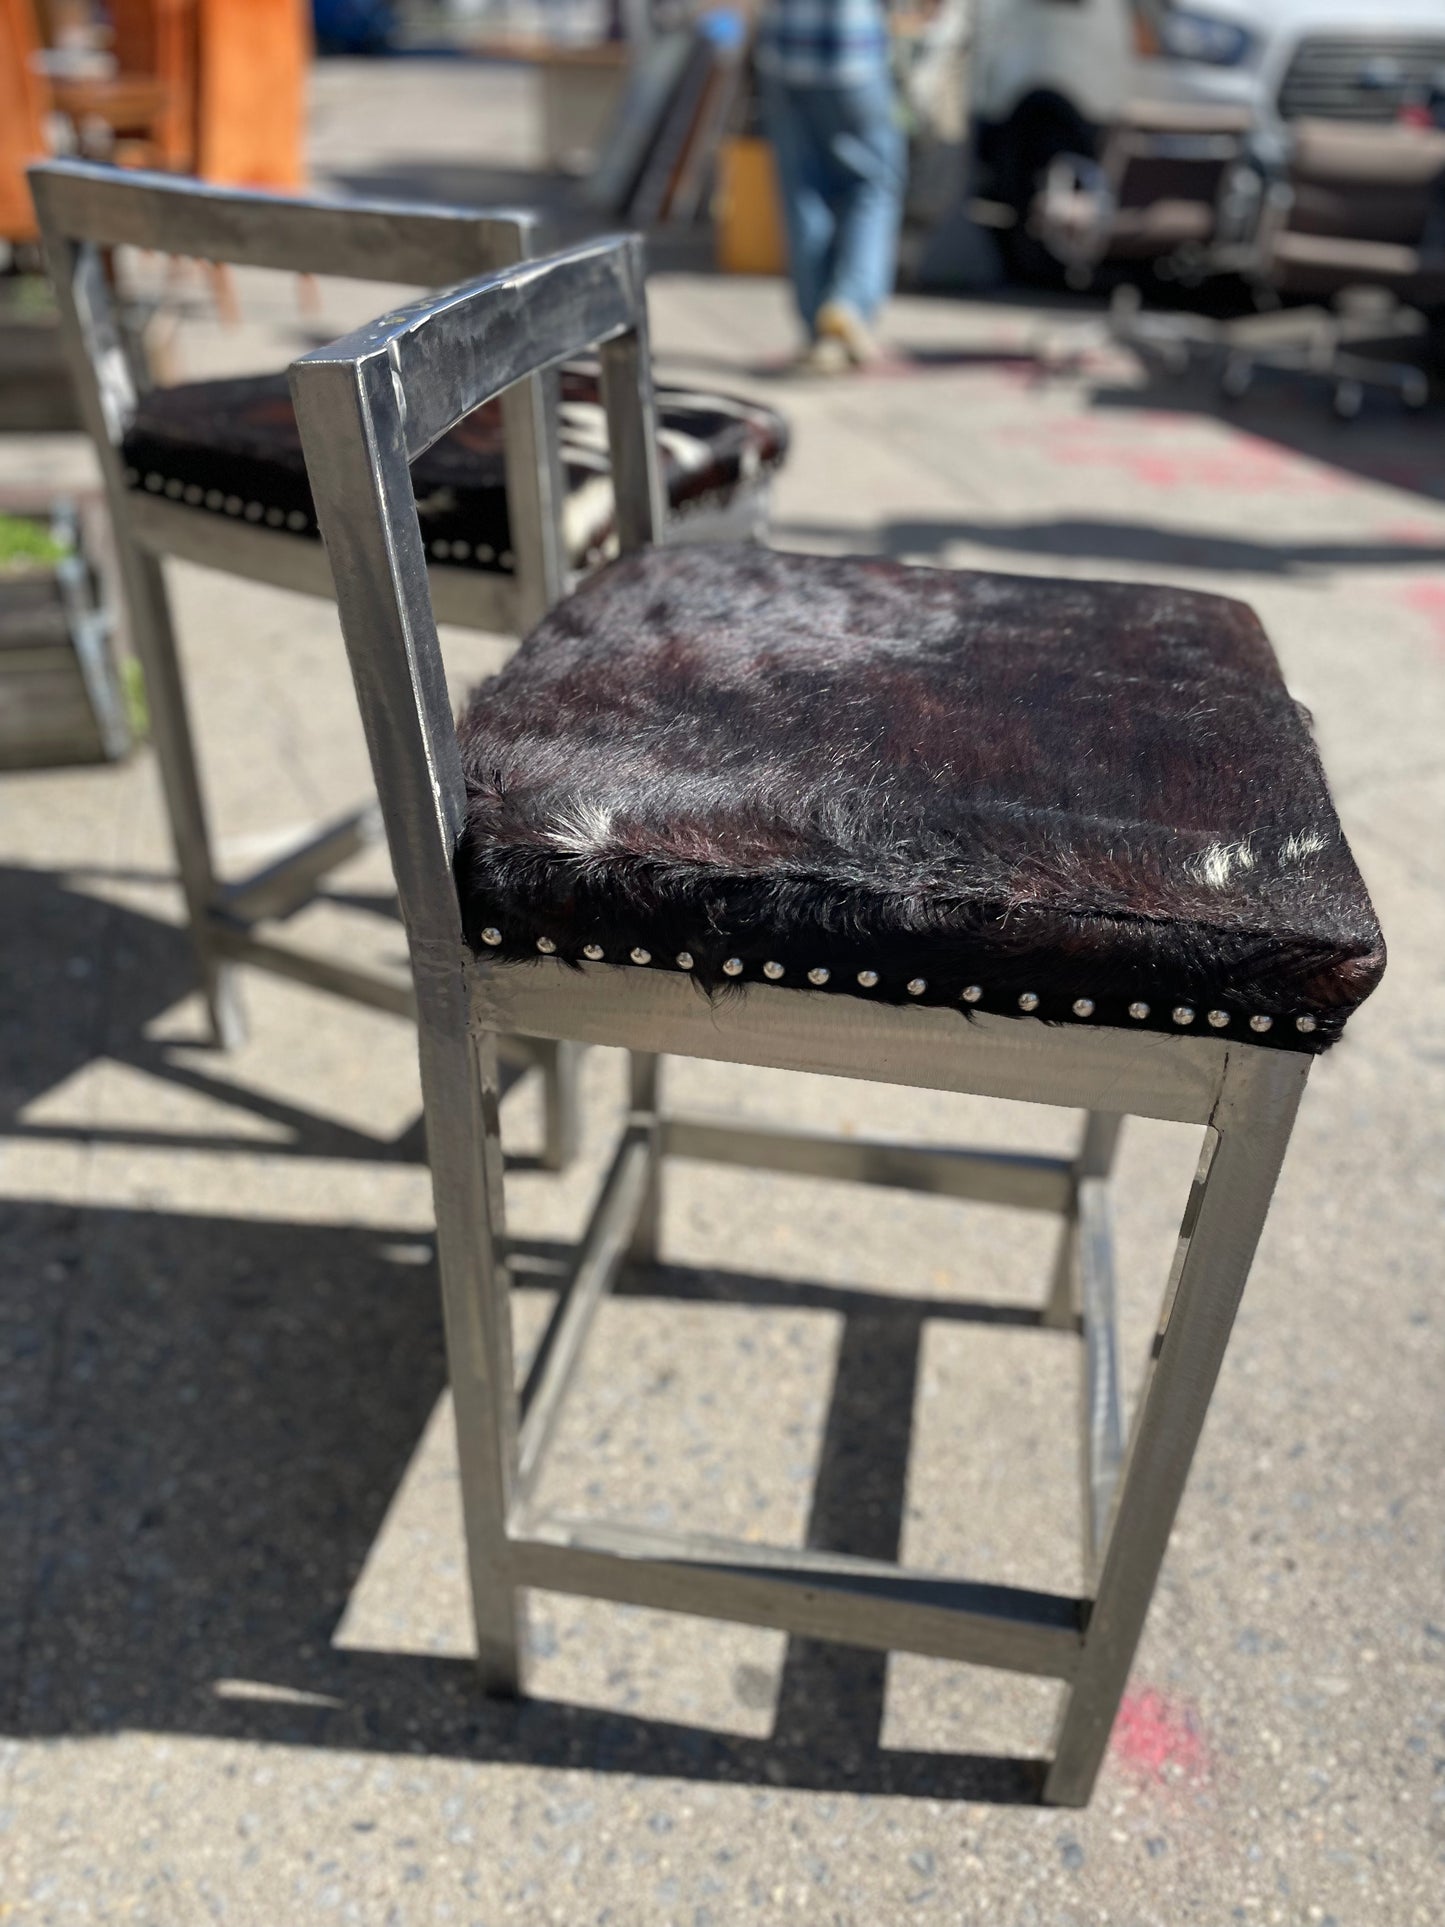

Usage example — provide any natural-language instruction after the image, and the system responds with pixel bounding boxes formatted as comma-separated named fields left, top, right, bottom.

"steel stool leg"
left=627, top=1052, right=663, bottom=1263
left=118, top=536, right=245, bottom=1049
left=425, top=1015, right=526, bottom=1693
left=536, top=1039, right=583, bottom=1173
left=1045, top=1049, right=1305, bottom=1805
left=1045, top=1111, right=1124, bottom=1329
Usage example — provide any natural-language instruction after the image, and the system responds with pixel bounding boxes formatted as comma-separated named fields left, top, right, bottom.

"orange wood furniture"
left=2, top=0, right=52, bottom=242
left=109, top=0, right=199, bottom=172
left=3, top=0, right=202, bottom=243
left=195, top=0, right=310, bottom=192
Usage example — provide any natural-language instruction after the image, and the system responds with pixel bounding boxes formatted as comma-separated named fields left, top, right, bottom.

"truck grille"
left=1278, top=35, right=1445, bottom=122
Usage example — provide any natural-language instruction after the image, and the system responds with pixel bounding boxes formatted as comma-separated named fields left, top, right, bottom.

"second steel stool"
left=31, top=161, right=788, bottom=1168
left=289, top=234, right=1385, bottom=1805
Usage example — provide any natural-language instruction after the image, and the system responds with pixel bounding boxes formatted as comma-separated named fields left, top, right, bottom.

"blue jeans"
left=759, top=70, right=906, bottom=334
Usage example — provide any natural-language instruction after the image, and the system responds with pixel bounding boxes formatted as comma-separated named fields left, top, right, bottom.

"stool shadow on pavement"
left=0, top=862, right=551, bottom=1169
left=1, top=860, right=1046, bottom=1800
left=0, top=1207, right=1046, bottom=1803
left=777, top=514, right=1445, bottom=578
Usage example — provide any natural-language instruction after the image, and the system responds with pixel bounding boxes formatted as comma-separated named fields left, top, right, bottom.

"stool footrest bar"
left=663, top=1116, right=1074, bottom=1214
left=515, top=1126, right=654, bottom=1502
left=512, top=1513, right=1088, bottom=1680
left=219, top=803, right=384, bottom=925
left=209, top=923, right=417, bottom=1019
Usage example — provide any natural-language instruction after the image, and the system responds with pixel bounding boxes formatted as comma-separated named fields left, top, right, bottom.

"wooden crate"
left=0, top=507, right=131, bottom=770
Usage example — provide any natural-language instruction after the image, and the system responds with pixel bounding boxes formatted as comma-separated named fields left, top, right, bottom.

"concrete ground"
left=2, top=59, right=1443, bottom=1927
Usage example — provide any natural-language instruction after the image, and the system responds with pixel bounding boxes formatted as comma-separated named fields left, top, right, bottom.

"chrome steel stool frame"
left=291, top=233, right=1311, bottom=1807
left=31, top=159, right=580, bottom=1166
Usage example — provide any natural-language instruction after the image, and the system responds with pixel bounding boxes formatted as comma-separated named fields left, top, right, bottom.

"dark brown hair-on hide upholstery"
left=454, top=545, right=1385, bottom=1052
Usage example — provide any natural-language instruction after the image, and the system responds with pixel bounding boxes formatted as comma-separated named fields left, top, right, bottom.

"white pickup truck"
left=972, top=0, right=1445, bottom=271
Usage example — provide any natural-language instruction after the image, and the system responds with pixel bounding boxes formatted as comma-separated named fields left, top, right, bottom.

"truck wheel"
left=995, top=109, right=1095, bottom=288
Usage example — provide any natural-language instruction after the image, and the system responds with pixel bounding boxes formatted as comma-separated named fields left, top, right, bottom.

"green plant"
left=0, top=512, right=71, bottom=572
left=0, top=273, right=58, bottom=318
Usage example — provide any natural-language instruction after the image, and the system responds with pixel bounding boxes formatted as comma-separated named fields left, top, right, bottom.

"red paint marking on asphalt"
left=1036, top=420, right=1349, bottom=496
left=1110, top=1689, right=1209, bottom=1785
left=1402, top=580, right=1445, bottom=653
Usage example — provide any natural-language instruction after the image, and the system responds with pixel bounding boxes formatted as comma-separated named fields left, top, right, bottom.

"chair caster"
left=1332, top=379, right=1363, bottom=421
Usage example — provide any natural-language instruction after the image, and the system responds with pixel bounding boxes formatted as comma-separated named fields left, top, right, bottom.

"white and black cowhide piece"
left=454, top=545, right=1385, bottom=1053
left=119, top=362, right=789, bottom=571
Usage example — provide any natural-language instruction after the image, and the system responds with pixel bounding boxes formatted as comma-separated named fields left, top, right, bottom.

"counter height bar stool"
left=289, top=234, right=1385, bottom=1806
left=33, top=160, right=791, bottom=1166
left=31, top=159, right=574, bottom=1160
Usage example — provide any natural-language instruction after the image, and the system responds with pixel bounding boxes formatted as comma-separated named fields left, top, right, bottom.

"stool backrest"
left=288, top=234, right=663, bottom=965
left=28, top=158, right=569, bottom=625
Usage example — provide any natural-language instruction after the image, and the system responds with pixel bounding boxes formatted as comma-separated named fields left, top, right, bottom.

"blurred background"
left=7, top=0, right=1445, bottom=408
left=2, top=4, right=1443, bottom=1923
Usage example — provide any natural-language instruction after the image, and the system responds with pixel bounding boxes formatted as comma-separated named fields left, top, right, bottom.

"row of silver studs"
left=130, top=466, right=315, bottom=534
left=428, top=537, right=508, bottom=567
left=491, top=932, right=1317, bottom=1032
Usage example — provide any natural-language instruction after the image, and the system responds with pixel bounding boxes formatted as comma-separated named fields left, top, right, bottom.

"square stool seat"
left=120, top=364, right=790, bottom=575
left=456, top=544, right=1384, bottom=1050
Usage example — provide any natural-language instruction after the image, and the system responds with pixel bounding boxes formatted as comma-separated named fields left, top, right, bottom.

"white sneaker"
left=814, top=300, right=881, bottom=368
left=789, top=336, right=850, bottom=377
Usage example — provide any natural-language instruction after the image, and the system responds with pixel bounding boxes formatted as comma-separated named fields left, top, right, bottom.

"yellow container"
left=714, top=136, right=788, bottom=276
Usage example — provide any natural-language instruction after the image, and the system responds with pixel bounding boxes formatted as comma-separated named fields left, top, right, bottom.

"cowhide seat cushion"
left=119, top=363, right=789, bottom=574
left=455, top=545, right=1384, bottom=1052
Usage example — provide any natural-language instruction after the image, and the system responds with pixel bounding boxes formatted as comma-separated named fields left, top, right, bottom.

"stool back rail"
left=29, top=158, right=577, bottom=1165
left=289, top=233, right=1311, bottom=1808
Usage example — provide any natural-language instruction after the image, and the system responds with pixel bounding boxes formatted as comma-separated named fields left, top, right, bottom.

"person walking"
left=755, top=0, right=906, bottom=371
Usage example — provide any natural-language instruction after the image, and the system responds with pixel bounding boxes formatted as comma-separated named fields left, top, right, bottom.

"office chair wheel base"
left=1332, top=379, right=1363, bottom=421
